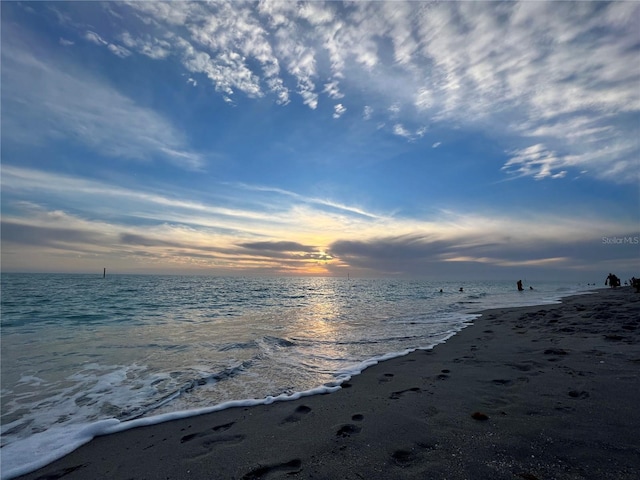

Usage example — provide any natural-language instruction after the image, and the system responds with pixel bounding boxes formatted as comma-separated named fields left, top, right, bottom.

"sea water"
left=0, top=274, right=593, bottom=478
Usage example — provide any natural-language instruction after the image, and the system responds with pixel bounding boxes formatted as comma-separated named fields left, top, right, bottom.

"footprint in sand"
left=507, top=361, right=540, bottom=372
left=391, top=449, right=416, bottom=467
left=389, top=387, right=421, bottom=399
left=391, top=441, right=437, bottom=468
left=182, top=433, right=246, bottom=460
left=180, top=421, right=236, bottom=443
left=544, top=348, right=569, bottom=361
left=491, top=378, right=514, bottom=386
left=604, top=334, right=626, bottom=341
left=568, top=390, right=590, bottom=399
left=181, top=421, right=246, bottom=459
left=242, top=459, right=302, bottom=479
left=336, top=424, right=362, bottom=437
left=280, top=405, right=312, bottom=424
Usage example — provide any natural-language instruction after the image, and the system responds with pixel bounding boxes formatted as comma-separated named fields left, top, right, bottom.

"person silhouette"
left=605, top=273, right=620, bottom=288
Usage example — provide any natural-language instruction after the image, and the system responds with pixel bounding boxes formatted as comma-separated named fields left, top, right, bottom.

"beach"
left=12, top=287, right=640, bottom=480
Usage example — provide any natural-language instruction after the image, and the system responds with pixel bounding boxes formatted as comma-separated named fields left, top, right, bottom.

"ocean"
left=0, top=274, right=593, bottom=478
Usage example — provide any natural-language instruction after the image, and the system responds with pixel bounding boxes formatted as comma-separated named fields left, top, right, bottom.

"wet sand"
left=13, top=287, right=640, bottom=480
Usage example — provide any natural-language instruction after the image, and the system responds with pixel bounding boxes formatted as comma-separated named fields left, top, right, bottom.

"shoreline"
left=9, top=287, right=640, bottom=480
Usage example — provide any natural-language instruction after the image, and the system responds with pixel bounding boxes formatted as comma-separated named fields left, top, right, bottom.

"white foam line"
left=1, top=385, right=340, bottom=480
left=332, top=314, right=479, bottom=383
left=473, top=288, right=598, bottom=315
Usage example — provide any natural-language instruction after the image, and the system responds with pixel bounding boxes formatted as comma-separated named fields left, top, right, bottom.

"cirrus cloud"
left=71, top=0, right=638, bottom=183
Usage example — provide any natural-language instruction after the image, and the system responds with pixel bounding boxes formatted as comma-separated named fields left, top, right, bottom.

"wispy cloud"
left=1, top=27, right=203, bottom=170
left=81, top=0, right=638, bottom=183
left=120, top=32, right=170, bottom=60
left=393, top=124, right=412, bottom=139
left=230, top=183, right=382, bottom=220
left=84, top=30, right=107, bottom=45
left=85, top=30, right=131, bottom=58
left=3, top=166, right=636, bottom=276
left=502, top=144, right=570, bottom=180
left=392, top=123, right=427, bottom=141
left=333, top=103, right=346, bottom=119
left=107, top=43, right=131, bottom=58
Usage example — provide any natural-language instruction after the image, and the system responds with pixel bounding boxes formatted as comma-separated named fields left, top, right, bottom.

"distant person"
left=459, top=287, right=463, bottom=292
left=632, top=277, right=640, bottom=293
left=439, top=289, right=443, bottom=293
left=605, top=273, right=620, bottom=288
left=517, top=280, right=524, bottom=291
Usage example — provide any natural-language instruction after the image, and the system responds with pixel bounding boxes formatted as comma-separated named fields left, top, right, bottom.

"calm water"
left=0, top=274, right=593, bottom=478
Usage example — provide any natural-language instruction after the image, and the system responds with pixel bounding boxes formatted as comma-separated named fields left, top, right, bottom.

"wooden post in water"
left=103, top=268, right=106, bottom=278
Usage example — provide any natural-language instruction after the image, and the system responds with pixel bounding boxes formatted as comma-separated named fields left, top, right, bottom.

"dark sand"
left=13, top=288, right=640, bottom=480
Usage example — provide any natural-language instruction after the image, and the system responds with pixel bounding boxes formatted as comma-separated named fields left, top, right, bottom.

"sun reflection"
left=305, top=300, right=341, bottom=338
left=283, top=278, right=355, bottom=375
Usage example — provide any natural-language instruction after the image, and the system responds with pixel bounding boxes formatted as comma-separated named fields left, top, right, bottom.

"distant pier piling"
left=103, top=268, right=106, bottom=278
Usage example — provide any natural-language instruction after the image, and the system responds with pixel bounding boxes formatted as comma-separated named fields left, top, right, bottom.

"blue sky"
left=1, top=1, right=639, bottom=280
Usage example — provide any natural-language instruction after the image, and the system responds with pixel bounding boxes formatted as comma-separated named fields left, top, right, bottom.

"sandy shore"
left=12, top=287, right=640, bottom=480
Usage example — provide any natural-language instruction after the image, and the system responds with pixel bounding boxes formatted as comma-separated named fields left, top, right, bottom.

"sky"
left=1, top=1, right=639, bottom=280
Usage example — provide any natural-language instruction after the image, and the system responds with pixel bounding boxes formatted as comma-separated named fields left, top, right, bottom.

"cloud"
left=231, top=183, right=382, bottom=220
left=174, top=35, right=263, bottom=101
left=1, top=32, right=203, bottom=170
left=392, top=124, right=426, bottom=141
left=328, top=226, right=640, bottom=277
left=324, top=80, right=343, bottom=100
left=120, top=31, right=171, bottom=59
left=388, top=103, right=401, bottom=117
left=333, top=104, right=346, bottom=119
left=2, top=167, right=637, bottom=276
left=107, top=43, right=132, bottom=58
left=1, top=221, right=104, bottom=249
left=49, top=1, right=637, bottom=183
left=83, top=29, right=132, bottom=59
left=3, top=2, right=639, bottom=276
left=119, top=233, right=186, bottom=249
left=238, top=241, right=317, bottom=253
left=84, top=30, right=107, bottom=45
left=236, top=241, right=332, bottom=262
left=502, top=144, right=569, bottom=180
left=0, top=167, right=277, bottom=228
left=59, top=37, right=74, bottom=46
left=393, top=124, right=411, bottom=139
left=0, top=196, right=336, bottom=274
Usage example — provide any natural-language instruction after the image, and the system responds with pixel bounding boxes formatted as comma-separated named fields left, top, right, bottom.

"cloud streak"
left=2, top=167, right=637, bottom=277
left=1, top=26, right=203, bottom=170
